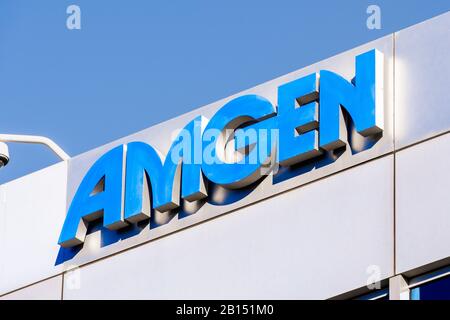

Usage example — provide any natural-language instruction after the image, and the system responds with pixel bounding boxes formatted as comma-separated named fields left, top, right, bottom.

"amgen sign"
left=59, top=49, right=384, bottom=248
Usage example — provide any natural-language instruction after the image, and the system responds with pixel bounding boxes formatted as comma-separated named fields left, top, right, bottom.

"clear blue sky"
left=0, top=0, right=449, bottom=184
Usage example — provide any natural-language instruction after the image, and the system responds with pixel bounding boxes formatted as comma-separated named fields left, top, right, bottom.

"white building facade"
left=0, top=12, right=449, bottom=300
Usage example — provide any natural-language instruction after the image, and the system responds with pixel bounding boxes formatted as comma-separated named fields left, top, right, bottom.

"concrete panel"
left=395, top=11, right=450, bottom=149
left=0, top=162, right=67, bottom=295
left=0, top=276, right=62, bottom=300
left=396, top=132, right=450, bottom=274
left=64, top=156, right=394, bottom=300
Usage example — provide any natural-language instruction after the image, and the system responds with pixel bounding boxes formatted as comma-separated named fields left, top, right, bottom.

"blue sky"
left=0, top=0, right=449, bottom=184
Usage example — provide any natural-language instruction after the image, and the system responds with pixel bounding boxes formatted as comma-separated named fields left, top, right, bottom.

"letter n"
left=319, top=49, right=384, bottom=151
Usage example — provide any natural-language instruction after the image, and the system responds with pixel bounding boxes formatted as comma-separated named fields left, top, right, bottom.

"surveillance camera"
left=0, top=142, right=9, bottom=168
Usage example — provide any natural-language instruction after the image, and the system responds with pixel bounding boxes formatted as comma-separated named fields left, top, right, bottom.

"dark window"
left=411, top=275, right=450, bottom=300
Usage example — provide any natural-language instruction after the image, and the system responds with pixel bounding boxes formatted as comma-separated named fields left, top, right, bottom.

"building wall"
left=63, top=157, right=394, bottom=300
left=0, top=162, right=67, bottom=295
left=0, top=11, right=449, bottom=300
